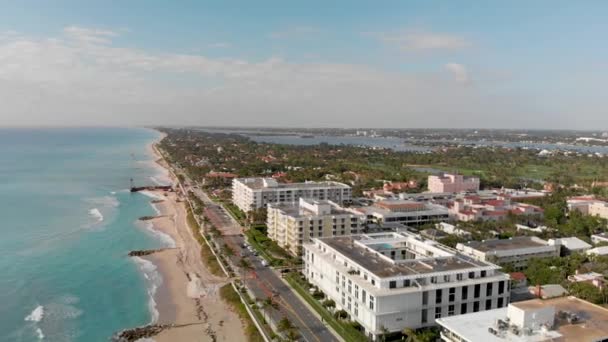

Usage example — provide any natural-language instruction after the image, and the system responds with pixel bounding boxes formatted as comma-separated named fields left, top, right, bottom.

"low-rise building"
left=303, top=232, right=510, bottom=340
left=568, top=271, right=605, bottom=290
left=548, top=237, right=592, bottom=255
left=428, top=173, right=480, bottom=193
left=587, top=246, right=608, bottom=257
left=449, top=196, right=543, bottom=222
left=567, top=196, right=608, bottom=219
left=591, top=232, right=608, bottom=245
left=456, top=237, right=560, bottom=270
left=435, top=222, right=472, bottom=239
left=437, top=296, right=608, bottom=342
left=355, top=200, right=449, bottom=226
left=266, top=198, right=366, bottom=256
left=232, top=177, right=351, bottom=212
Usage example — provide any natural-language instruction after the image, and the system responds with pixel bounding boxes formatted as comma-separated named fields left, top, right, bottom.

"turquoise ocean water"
left=0, top=128, right=172, bottom=341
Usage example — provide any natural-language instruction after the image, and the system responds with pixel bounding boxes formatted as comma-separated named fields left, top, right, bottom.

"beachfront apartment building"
left=456, top=237, right=560, bottom=270
left=355, top=200, right=449, bottom=226
left=231, top=177, right=351, bottom=213
left=266, top=198, right=366, bottom=256
left=303, top=232, right=510, bottom=340
left=428, top=173, right=480, bottom=193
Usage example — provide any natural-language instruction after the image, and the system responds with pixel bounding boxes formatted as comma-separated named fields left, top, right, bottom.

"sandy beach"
left=139, top=141, right=246, bottom=341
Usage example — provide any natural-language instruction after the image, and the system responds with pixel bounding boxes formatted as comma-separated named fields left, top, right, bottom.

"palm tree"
left=259, top=296, right=278, bottom=323
left=402, top=327, right=417, bottom=342
left=284, top=328, right=300, bottom=341
left=379, top=325, right=389, bottom=342
left=277, top=317, right=294, bottom=333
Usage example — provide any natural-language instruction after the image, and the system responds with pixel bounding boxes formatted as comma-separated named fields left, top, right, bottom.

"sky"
left=0, top=1, right=607, bottom=129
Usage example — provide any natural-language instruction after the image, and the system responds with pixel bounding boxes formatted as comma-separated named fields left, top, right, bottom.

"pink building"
left=427, top=173, right=480, bottom=193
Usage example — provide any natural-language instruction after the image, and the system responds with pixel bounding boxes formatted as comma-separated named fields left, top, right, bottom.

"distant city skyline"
left=1, top=1, right=607, bottom=129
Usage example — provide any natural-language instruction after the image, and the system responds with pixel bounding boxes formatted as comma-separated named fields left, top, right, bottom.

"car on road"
left=261, top=260, right=269, bottom=267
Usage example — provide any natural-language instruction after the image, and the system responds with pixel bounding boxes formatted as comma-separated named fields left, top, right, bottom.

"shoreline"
left=132, top=132, right=246, bottom=341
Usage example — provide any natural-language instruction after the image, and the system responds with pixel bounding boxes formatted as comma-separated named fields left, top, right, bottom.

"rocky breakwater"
left=138, top=215, right=165, bottom=221
left=128, top=248, right=174, bottom=257
left=112, top=324, right=169, bottom=341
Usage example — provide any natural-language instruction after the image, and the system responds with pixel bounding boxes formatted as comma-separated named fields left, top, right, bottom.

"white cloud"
left=63, top=26, right=119, bottom=44
left=444, top=63, right=470, bottom=83
left=371, top=30, right=471, bottom=51
left=0, top=26, right=559, bottom=129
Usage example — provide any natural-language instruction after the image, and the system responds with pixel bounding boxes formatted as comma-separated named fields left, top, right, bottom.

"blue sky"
left=0, top=1, right=607, bottom=128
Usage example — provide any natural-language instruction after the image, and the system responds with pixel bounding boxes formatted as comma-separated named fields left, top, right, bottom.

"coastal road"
left=190, top=186, right=340, bottom=342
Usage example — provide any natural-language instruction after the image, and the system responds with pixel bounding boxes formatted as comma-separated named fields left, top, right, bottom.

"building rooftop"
left=549, top=237, right=592, bottom=251
left=268, top=199, right=357, bottom=217
left=438, top=297, right=608, bottom=342
left=235, top=177, right=350, bottom=190
left=318, top=235, right=492, bottom=279
left=461, top=236, right=549, bottom=253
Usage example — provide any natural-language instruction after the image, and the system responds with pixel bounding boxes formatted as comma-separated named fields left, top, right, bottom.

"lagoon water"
left=0, top=128, right=170, bottom=341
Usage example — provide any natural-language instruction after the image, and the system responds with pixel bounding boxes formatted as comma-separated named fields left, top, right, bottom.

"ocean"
left=0, top=128, right=172, bottom=341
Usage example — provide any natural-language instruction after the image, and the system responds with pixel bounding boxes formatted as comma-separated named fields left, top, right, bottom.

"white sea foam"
left=88, top=208, right=104, bottom=223
left=25, top=305, right=44, bottom=322
left=150, top=203, right=162, bottom=216
left=139, top=190, right=164, bottom=200
left=143, top=222, right=176, bottom=248
left=133, top=257, right=162, bottom=324
left=35, top=328, right=44, bottom=340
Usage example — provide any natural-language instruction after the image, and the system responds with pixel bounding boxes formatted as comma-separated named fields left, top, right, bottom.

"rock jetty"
left=128, top=248, right=173, bottom=257
left=138, top=215, right=163, bottom=221
left=112, top=324, right=169, bottom=341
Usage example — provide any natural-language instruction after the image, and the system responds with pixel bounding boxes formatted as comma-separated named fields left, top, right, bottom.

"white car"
left=261, top=260, right=269, bottom=267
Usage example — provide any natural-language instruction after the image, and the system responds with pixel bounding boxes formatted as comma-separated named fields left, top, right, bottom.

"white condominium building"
left=303, top=232, right=510, bottom=340
left=231, top=177, right=352, bottom=213
left=267, top=198, right=366, bottom=256
left=456, top=236, right=560, bottom=270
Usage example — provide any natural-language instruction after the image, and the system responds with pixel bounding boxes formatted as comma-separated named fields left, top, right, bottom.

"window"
left=497, top=297, right=504, bottom=308
left=462, top=286, right=468, bottom=300
left=485, top=299, right=492, bottom=310
left=469, top=271, right=475, bottom=279
left=355, top=285, right=359, bottom=299
left=362, top=290, right=366, bottom=303
left=369, top=296, right=375, bottom=310
left=460, top=303, right=467, bottom=314
left=473, top=301, right=480, bottom=312
left=481, top=270, right=487, bottom=278
left=474, top=284, right=481, bottom=298
left=389, top=281, right=396, bottom=289
left=486, top=283, right=493, bottom=297
left=444, top=275, right=450, bottom=282
left=435, top=307, right=442, bottom=319
left=422, top=291, right=428, bottom=305
left=404, top=279, right=410, bottom=287
left=421, top=309, right=428, bottom=324
left=354, top=302, right=359, bottom=317
left=449, top=288, right=455, bottom=302
left=371, top=279, right=376, bottom=286
left=498, top=281, right=505, bottom=295
left=457, top=273, right=463, bottom=281
left=448, top=305, right=455, bottom=316
left=435, top=289, right=442, bottom=304
left=348, top=280, right=352, bottom=293
left=431, top=276, right=437, bottom=284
